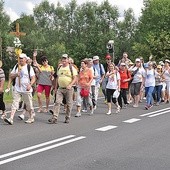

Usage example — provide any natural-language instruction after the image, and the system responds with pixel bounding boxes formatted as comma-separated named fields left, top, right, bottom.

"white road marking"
left=95, top=125, right=117, bottom=131
left=148, top=110, right=170, bottom=117
left=123, top=118, right=141, bottom=123
left=0, top=136, right=86, bottom=165
left=0, top=135, right=75, bottom=159
left=140, top=107, right=170, bottom=117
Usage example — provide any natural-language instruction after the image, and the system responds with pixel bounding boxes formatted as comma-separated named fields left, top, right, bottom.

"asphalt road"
left=0, top=98, right=170, bottom=170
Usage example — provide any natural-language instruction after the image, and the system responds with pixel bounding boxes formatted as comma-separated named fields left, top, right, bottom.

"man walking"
left=4, top=53, right=36, bottom=125
left=48, top=54, right=77, bottom=124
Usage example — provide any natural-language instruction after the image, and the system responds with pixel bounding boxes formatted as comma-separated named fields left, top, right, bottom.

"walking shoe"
left=48, top=117, right=57, bottom=124
left=64, top=117, right=70, bottom=123
left=145, top=105, right=149, bottom=110
left=106, top=110, right=111, bottom=115
left=18, top=114, right=25, bottom=120
left=93, top=105, right=97, bottom=110
left=89, top=109, right=94, bottom=116
left=32, top=111, right=36, bottom=117
left=4, top=118, right=13, bottom=125
left=75, top=112, right=81, bottom=117
left=1, top=113, right=6, bottom=120
left=123, top=104, right=128, bottom=108
left=25, top=118, right=34, bottom=124
left=133, top=104, right=138, bottom=108
left=116, top=106, right=121, bottom=113
left=82, top=109, right=87, bottom=113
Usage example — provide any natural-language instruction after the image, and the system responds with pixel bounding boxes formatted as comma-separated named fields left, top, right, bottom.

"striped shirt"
left=0, top=68, right=5, bottom=81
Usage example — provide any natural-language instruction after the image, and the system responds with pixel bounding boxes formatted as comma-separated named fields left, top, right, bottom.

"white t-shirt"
left=106, top=72, right=120, bottom=89
left=11, top=64, right=35, bottom=93
left=163, top=69, right=170, bottom=82
left=131, top=67, right=145, bottom=83
left=145, top=69, right=155, bottom=87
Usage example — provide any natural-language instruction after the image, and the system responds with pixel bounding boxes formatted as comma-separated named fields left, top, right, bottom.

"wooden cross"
left=10, top=23, right=26, bottom=37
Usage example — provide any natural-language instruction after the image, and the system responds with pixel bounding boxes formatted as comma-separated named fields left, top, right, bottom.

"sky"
left=4, top=0, right=144, bottom=22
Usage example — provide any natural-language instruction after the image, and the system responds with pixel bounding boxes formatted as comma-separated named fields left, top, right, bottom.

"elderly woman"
left=33, top=51, right=54, bottom=113
left=75, top=60, right=93, bottom=117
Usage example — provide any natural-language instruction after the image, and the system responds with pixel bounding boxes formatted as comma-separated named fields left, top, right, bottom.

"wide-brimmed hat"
left=93, top=56, right=100, bottom=61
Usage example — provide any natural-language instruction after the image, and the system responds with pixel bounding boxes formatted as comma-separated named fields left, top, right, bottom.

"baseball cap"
left=93, top=56, right=100, bottom=61
left=159, top=61, right=164, bottom=65
left=105, top=54, right=112, bottom=60
left=135, top=58, right=141, bottom=62
left=165, top=59, right=170, bottom=63
left=62, top=54, right=69, bottom=59
left=157, top=65, right=162, bottom=69
left=120, top=62, right=126, bottom=66
left=19, top=53, right=27, bottom=59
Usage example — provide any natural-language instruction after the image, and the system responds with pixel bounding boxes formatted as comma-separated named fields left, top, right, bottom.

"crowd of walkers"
left=0, top=51, right=170, bottom=125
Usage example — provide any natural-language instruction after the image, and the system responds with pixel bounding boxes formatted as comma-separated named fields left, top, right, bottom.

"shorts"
left=37, top=84, right=51, bottom=97
left=130, top=82, right=142, bottom=96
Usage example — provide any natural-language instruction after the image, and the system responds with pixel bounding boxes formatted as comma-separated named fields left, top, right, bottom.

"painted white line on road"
left=0, top=136, right=86, bottom=165
left=0, top=135, right=75, bottom=159
left=123, top=118, right=141, bottom=123
left=95, top=125, right=117, bottom=132
left=140, top=107, right=170, bottom=117
left=148, top=110, right=170, bottom=118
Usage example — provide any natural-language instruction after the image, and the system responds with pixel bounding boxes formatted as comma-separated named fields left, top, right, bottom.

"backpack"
left=12, top=64, right=31, bottom=86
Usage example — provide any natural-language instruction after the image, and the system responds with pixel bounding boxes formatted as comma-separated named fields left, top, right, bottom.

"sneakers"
left=48, top=117, right=57, bottom=124
left=1, top=113, right=6, bottom=120
left=25, top=118, right=34, bottom=124
left=4, top=118, right=13, bottom=125
left=106, top=110, right=111, bottom=115
left=75, top=112, right=81, bottom=117
left=93, top=105, right=97, bottom=110
left=116, top=106, right=121, bottom=114
left=82, top=109, right=87, bottom=113
left=89, top=109, right=94, bottom=116
left=18, top=114, right=25, bottom=120
left=145, top=105, right=153, bottom=110
left=133, top=104, right=138, bottom=108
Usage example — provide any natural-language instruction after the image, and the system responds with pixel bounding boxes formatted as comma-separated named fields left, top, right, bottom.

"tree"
left=133, top=0, right=170, bottom=61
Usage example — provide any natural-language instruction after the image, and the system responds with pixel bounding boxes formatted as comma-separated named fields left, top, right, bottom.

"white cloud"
left=4, top=7, right=19, bottom=22
left=4, top=0, right=144, bottom=22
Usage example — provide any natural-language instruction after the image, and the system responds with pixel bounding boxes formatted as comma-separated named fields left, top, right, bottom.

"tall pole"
left=0, top=37, right=2, bottom=61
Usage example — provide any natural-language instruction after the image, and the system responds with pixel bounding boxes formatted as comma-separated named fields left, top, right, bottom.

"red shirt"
left=119, top=69, right=131, bottom=89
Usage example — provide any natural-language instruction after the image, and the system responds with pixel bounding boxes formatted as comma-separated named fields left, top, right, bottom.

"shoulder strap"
left=99, top=63, right=103, bottom=76
left=69, top=64, right=73, bottom=79
left=27, top=64, right=31, bottom=81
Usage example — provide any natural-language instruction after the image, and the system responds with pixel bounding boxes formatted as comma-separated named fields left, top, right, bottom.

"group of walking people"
left=0, top=51, right=170, bottom=125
